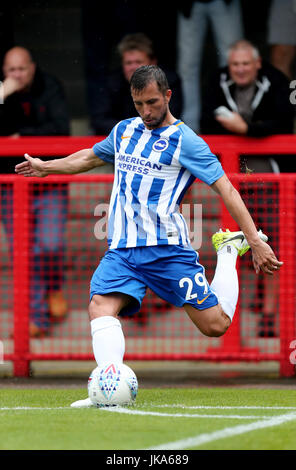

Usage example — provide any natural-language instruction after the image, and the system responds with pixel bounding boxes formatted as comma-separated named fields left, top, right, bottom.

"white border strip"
left=101, top=407, right=272, bottom=420
left=146, top=412, right=296, bottom=450
left=150, top=404, right=296, bottom=410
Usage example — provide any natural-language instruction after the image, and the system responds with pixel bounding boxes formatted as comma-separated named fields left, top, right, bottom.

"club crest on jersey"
left=152, top=138, right=169, bottom=152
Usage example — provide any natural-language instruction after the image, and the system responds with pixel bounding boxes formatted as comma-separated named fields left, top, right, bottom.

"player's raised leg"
left=211, top=228, right=268, bottom=322
left=185, top=229, right=268, bottom=336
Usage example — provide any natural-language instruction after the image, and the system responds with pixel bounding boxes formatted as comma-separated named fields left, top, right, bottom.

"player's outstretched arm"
left=15, top=148, right=106, bottom=177
left=211, top=174, right=283, bottom=275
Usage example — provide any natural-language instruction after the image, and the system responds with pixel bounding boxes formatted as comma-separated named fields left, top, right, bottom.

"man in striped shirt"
left=16, top=65, right=282, bottom=407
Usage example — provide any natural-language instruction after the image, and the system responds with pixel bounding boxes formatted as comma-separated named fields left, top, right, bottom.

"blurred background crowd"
left=0, top=0, right=295, bottom=139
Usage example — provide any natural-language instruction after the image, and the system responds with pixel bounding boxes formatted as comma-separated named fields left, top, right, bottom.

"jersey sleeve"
left=178, top=127, right=224, bottom=185
left=92, top=127, right=115, bottom=163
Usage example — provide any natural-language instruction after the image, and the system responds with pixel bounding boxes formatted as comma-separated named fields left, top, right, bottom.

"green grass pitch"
left=1, top=388, right=296, bottom=450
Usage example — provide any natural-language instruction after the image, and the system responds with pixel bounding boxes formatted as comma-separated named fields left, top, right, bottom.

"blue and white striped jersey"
left=93, top=117, right=224, bottom=249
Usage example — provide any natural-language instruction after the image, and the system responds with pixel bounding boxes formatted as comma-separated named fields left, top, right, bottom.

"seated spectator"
left=0, top=46, right=70, bottom=337
left=90, top=33, right=183, bottom=135
left=200, top=39, right=295, bottom=172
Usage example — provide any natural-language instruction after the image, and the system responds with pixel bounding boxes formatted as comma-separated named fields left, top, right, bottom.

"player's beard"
left=144, top=107, right=168, bottom=129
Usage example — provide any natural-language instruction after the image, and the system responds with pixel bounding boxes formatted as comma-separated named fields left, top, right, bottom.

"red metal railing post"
left=219, top=168, right=241, bottom=354
left=279, top=178, right=296, bottom=376
left=206, top=153, right=243, bottom=356
left=220, top=150, right=240, bottom=353
left=13, top=177, right=30, bottom=376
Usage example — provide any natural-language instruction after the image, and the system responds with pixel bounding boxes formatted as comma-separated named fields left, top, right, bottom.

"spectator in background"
left=200, top=39, right=294, bottom=337
left=90, top=33, right=183, bottom=136
left=0, top=46, right=70, bottom=337
left=81, top=1, right=179, bottom=137
left=268, top=0, right=296, bottom=79
left=200, top=39, right=294, bottom=172
left=177, top=0, right=243, bottom=133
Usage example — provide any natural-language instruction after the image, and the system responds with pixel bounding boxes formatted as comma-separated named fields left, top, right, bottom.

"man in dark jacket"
left=200, top=39, right=295, bottom=171
left=91, top=33, right=183, bottom=135
left=0, top=46, right=70, bottom=336
left=0, top=47, right=69, bottom=160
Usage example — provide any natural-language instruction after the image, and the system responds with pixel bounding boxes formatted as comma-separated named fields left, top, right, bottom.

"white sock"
left=210, top=245, right=239, bottom=321
left=90, top=316, right=125, bottom=366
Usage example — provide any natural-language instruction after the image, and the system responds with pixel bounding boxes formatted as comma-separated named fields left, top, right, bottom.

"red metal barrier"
left=0, top=136, right=295, bottom=377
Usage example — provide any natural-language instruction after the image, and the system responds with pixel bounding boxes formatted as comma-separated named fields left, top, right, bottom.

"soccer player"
left=15, top=65, right=282, bottom=407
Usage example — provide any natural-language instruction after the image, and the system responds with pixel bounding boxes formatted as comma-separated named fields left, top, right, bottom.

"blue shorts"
left=90, top=245, right=219, bottom=316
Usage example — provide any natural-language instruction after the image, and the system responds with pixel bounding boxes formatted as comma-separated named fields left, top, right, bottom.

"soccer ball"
left=87, top=363, right=138, bottom=407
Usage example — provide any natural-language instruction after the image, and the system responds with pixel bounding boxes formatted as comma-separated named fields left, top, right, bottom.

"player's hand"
left=251, top=239, right=283, bottom=275
left=15, top=153, right=48, bottom=178
left=216, top=112, right=248, bottom=135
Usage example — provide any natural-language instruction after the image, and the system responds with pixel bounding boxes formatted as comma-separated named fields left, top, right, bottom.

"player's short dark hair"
left=118, top=33, right=155, bottom=61
left=130, top=65, right=169, bottom=95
